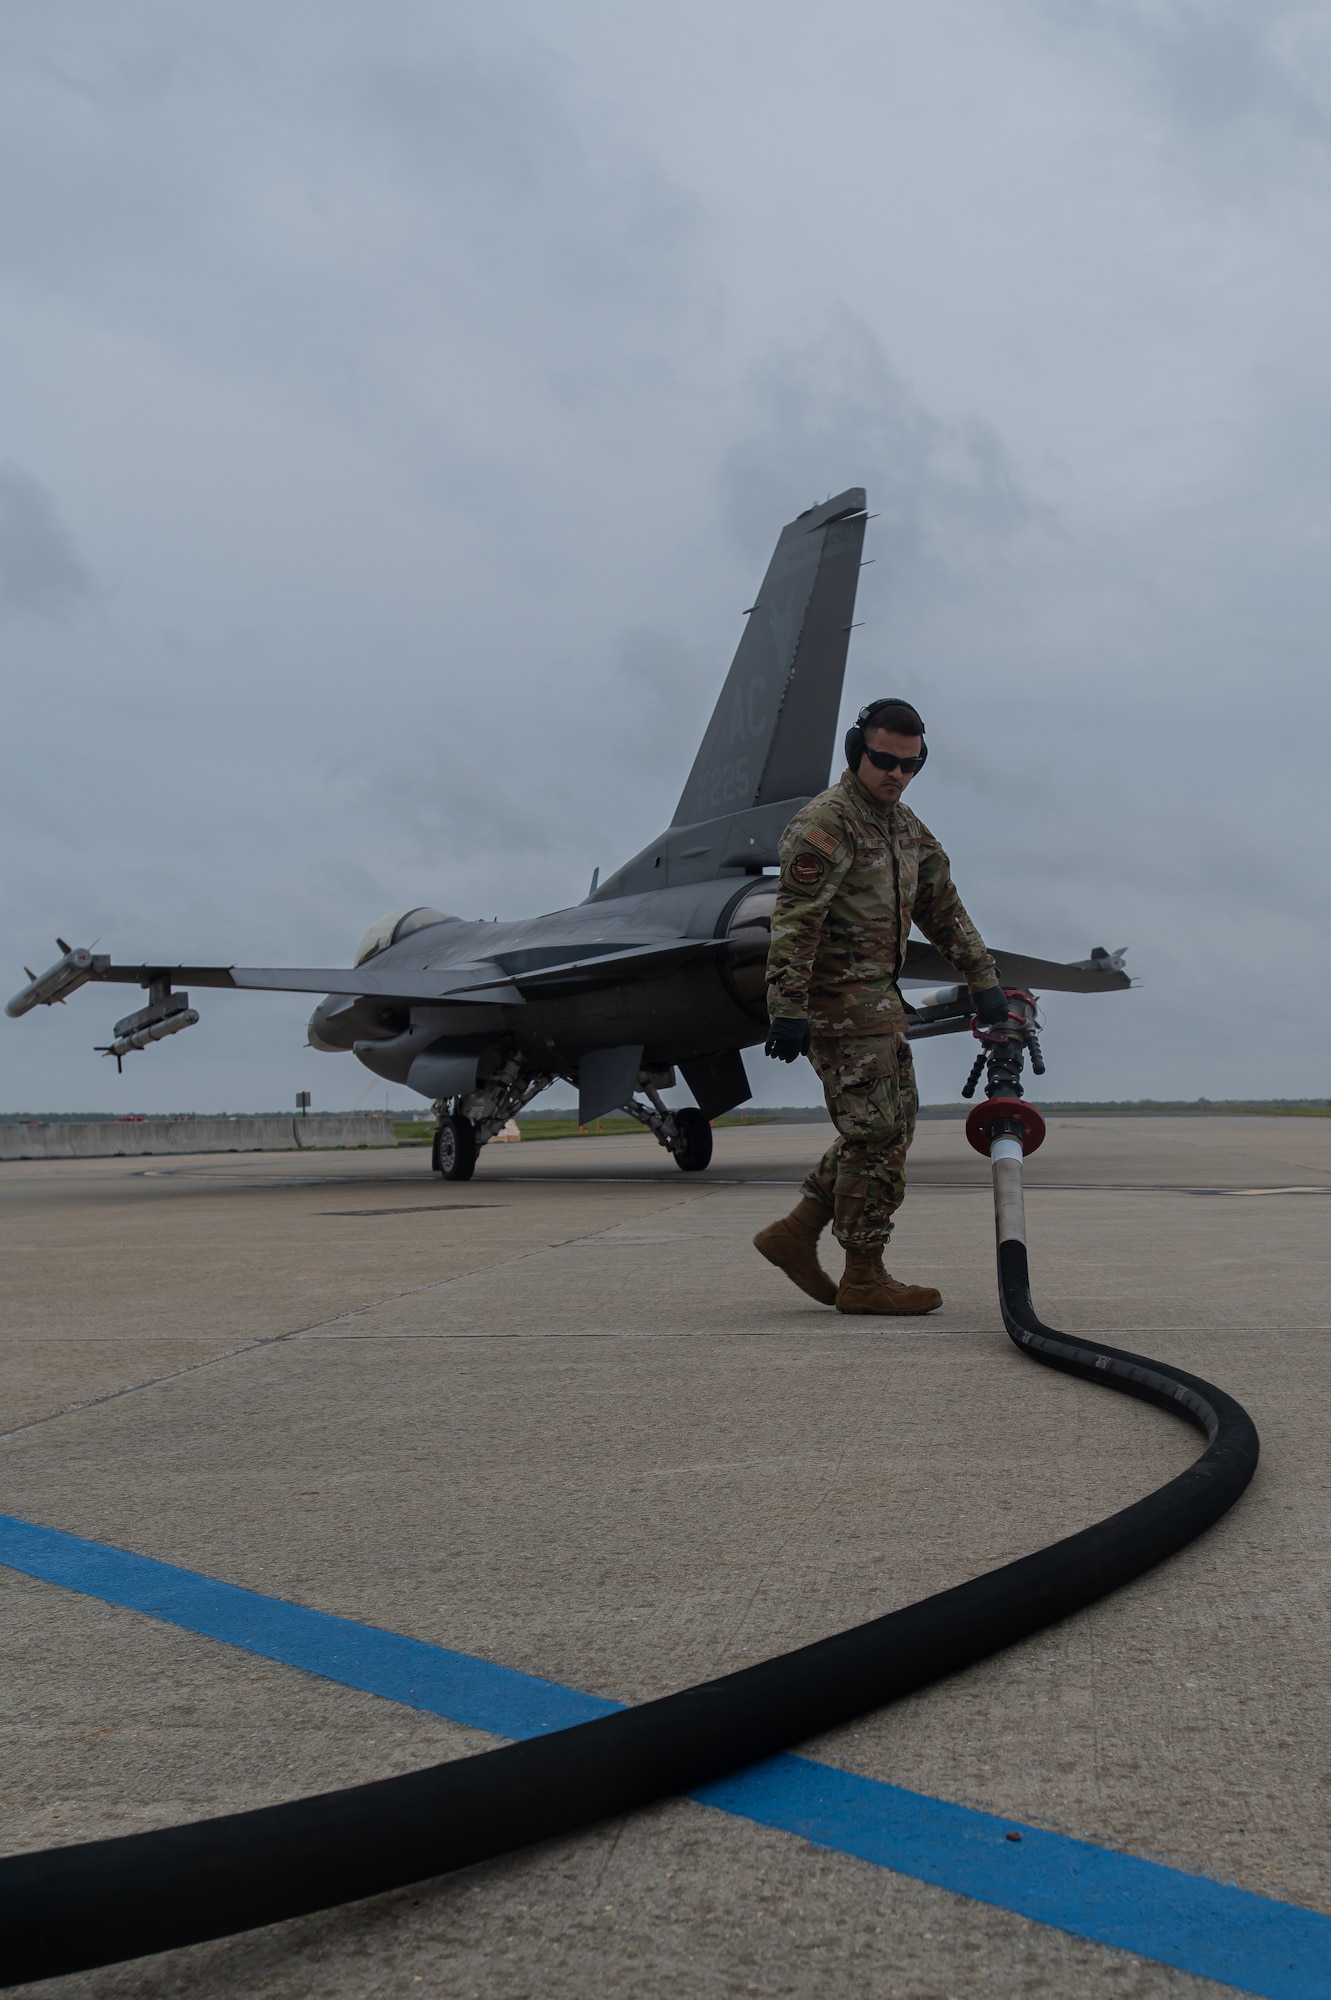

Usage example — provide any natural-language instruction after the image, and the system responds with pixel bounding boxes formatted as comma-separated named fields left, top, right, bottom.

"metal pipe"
left=990, top=1132, right=1027, bottom=1248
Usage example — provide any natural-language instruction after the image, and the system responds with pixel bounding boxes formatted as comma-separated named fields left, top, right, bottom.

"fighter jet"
left=6, top=488, right=1129, bottom=1179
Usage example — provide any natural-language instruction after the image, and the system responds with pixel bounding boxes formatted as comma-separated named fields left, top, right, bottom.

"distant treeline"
left=0, top=1109, right=405, bottom=1124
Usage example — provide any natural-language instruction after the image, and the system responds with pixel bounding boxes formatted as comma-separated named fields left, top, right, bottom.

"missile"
left=901, top=982, right=976, bottom=1044
left=96, top=992, right=199, bottom=1072
left=5, top=945, right=106, bottom=1018
left=904, top=984, right=968, bottom=1014
left=103, top=1008, right=200, bottom=1059
left=98, top=993, right=200, bottom=1070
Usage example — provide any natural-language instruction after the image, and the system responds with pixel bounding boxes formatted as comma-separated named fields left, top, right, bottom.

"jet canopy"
left=354, top=907, right=455, bottom=966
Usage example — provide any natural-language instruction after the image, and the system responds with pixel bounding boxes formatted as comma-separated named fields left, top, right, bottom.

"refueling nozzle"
left=960, top=988, right=1041, bottom=1100
left=960, top=987, right=1048, bottom=1158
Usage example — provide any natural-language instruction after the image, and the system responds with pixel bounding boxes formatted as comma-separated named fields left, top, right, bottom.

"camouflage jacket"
left=765, top=769, right=999, bottom=1037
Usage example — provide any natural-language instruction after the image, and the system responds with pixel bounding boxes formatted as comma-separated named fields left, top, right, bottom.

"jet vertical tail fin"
left=670, top=489, right=867, bottom=827
left=588, top=488, right=868, bottom=901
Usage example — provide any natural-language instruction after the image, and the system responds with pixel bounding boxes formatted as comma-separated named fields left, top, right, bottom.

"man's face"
left=857, top=726, right=924, bottom=806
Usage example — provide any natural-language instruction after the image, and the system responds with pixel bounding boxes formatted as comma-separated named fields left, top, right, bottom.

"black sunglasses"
left=861, top=747, right=926, bottom=775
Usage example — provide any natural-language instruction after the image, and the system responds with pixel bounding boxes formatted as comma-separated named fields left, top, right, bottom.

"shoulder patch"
left=804, top=825, right=841, bottom=858
left=787, top=852, right=827, bottom=888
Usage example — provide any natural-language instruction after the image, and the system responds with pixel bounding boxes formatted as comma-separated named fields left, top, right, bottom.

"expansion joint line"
left=0, top=1212, right=687, bottom=1446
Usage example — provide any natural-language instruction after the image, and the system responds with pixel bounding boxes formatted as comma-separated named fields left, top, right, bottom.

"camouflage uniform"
left=766, top=768, right=999, bottom=1250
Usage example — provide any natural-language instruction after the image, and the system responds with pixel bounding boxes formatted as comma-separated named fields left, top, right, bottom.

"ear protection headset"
left=844, top=698, right=928, bottom=772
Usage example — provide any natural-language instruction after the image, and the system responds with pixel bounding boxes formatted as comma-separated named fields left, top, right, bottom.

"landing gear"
left=430, top=1048, right=554, bottom=1180
left=670, top=1106, right=713, bottom=1172
left=622, top=1082, right=714, bottom=1172
left=432, top=1115, right=477, bottom=1181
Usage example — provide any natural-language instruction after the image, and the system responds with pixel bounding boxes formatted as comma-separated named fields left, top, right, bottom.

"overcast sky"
left=3, top=0, right=1328, bottom=1115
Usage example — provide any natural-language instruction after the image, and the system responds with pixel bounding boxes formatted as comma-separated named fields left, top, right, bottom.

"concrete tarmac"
left=0, top=1116, right=1328, bottom=1997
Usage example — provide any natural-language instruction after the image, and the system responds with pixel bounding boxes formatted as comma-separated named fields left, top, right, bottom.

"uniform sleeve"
left=912, top=835, right=1000, bottom=992
left=764, top=809, right=856, bottom=1020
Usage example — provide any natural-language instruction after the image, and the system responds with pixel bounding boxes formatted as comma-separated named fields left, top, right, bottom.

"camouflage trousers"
left=801, top=1034, right=918, bottom=1250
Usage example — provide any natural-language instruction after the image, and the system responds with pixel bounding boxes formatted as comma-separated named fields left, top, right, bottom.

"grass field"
left=391, top=1098, right=1330, bottom=1144
left=391, top=1112, right=779, bottom=1145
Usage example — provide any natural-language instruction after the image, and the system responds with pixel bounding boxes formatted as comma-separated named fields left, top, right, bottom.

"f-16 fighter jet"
left=7, top=489, right=1129, bottom=1179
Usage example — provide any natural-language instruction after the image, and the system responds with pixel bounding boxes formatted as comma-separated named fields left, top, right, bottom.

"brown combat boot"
left=835, top=1247, right=942, bottom=1316
left=753, top=1196, right=837, bottom=1306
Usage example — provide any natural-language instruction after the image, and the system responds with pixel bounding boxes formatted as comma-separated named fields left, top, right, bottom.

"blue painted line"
left=699, top=1762, right=1331, bottom=2000
left=0, top=1514, right=616, bottom=1738
left=2, top=1511, right=1328, bottom=1999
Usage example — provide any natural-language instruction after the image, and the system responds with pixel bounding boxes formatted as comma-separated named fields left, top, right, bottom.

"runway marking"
left=493, top=1175, right=743, bottom=1186
left=1189, top=1187, right=1331, bottom=1198
left=321, top=1205, right=501, bottom=1217
left=298, top=1327, right=977, bottom=1340
left=1, top=1512, right=1326, bottom=1997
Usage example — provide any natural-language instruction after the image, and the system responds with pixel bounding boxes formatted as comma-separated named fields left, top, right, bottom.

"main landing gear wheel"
left=670, top=1106, right=713, bottom=1172
left=432, top=1115, right=477, bottom=1182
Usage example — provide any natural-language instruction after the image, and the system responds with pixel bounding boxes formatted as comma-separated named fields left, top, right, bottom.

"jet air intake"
left=720, top=878, right=778, bottom=1017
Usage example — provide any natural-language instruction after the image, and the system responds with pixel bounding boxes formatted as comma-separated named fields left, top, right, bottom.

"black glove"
left=972, top=986, right=1010, bottom=1028
left=764, top=1017, right=811, bottom=1063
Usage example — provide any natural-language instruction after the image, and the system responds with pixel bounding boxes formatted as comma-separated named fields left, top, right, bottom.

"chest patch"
left=805, top=825, right=840, bottom=858
left=788, top=852, right=827, bottom=887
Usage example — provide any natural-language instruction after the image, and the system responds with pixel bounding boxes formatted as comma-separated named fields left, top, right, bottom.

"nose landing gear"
left=430, top=1052, right=554, bottom=1180
left=432, top=1115, right=478, bottom=1182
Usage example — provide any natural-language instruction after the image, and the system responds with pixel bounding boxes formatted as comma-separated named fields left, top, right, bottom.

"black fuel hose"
left=0, top=1142, right=1259, bottom=1986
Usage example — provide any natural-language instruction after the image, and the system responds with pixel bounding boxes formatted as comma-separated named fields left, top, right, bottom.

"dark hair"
left=861, top=700, right=924, bottom=741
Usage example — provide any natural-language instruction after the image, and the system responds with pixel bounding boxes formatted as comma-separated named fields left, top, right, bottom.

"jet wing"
left=86, top=963, right=521, bottom=1005
left=453, top=938, right=727, bottom=998
left=51, top=936, right=1120, bottom=1008
left=83, top=942, right=727, bottom=1007
left=900, top=941, right=1131, bottom=993
left=232, top=963, right=524, bottom=1003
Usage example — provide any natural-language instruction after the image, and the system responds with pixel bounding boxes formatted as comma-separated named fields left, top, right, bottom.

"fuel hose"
left=0, top=1104, right=1259, bottom=1986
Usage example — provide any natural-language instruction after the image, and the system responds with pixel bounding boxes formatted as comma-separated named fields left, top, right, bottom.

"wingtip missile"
left=5, top=945, right=106, bottom=1019
left=1073, top=945, right=1134, bottom=987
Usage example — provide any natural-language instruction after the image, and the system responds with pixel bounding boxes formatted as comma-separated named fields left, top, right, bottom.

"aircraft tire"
left=433, top=1115, right=477, bottom=1181
left=671, top=1106, right=713, bottom=1172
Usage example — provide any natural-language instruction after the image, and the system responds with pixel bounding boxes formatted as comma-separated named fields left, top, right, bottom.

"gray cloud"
left=0, top=465, right=92, bottom=620
left=724, top=323, right=1036, bottom=559
left=719, top=322, right=1042, bottom=688
left=1036, top=2, right=1331, bottom=169
left=0, top=1, right=1327, bottom=1116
